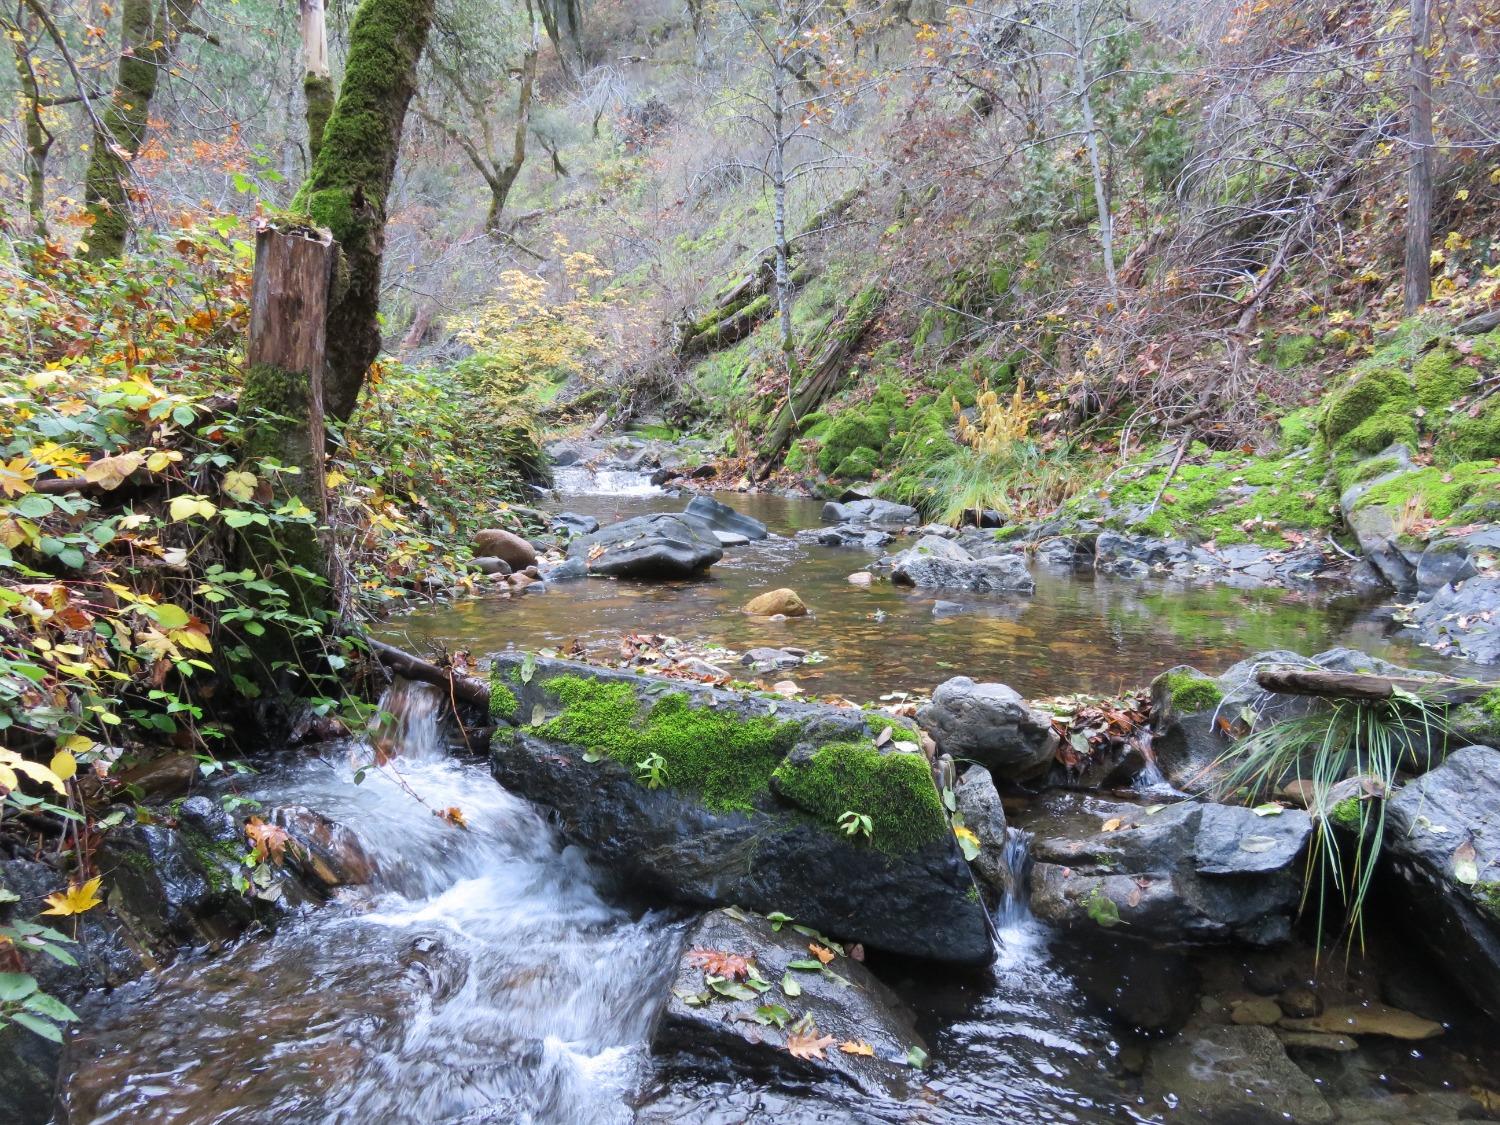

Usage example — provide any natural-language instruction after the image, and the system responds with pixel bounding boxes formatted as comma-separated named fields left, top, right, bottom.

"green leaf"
left=0, top=972, right=38, bottom=1002
left=786, top=959, right=823, bottom=971
left=781, top=972, right=801, bottom=997
left=9, top=1011, right=62, bottom=1041
left=906, top=1044, right=928, bottom=1069
left=709, top=978, right=759, bottom=1001
left=520, top=652, right=537, bottom=684
left=151, top=604, right=191, bottom=630
left=766, top=911, right=792, bottom=931
left=1252, top=803, right=1284, bottom=817
left=22, top=991, right=78, bottom=1022
left=1085, top=888, right=1123, bottom=928
left=750, top=1003, right=792, bottom=1028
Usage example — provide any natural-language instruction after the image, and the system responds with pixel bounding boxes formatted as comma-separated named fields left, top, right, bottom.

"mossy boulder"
left=486, top=653, right=992, bottom=965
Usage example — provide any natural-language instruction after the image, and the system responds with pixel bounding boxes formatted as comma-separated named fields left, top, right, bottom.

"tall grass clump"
left=1213, top=688, right=1449, bottom=952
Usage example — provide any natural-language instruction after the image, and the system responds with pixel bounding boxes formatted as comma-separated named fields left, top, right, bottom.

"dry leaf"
left=687, top=948, right=751, bottom=980
left=839, top=1040, right=875, bottom=1056
left=245, top=816, right=291, bottom=865
left=809, top=942, right=835, bottom=965
left=786, top=1031, right=837, bottom=1060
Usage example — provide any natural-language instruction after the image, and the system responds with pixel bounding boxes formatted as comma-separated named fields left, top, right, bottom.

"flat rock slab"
left=890, top=550, right=1035, bottom=594
left=487, top=654, right=993, bottom=965
left=681, top=494, right=769, bottom=541
left=821, top=498, right=918, bottom=526
left=796, top=524, right=894, bottom=549
left=1279, top=1003, right=1442, bottom=1040
left=652, top=908, right=926, bottom=1098
left=565, top=513, right=723, bottom=579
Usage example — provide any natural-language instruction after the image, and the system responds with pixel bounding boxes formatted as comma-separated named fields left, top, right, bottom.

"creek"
left=57, top=469, right=1499, bottom=1123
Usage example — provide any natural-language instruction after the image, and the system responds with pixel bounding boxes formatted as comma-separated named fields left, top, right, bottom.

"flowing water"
left=60, top=470, right=1498, bottom=1123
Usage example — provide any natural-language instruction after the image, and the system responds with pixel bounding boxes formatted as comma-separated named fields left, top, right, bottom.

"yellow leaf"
left=221, top=471, right=257, bottom=503
left=0, top=456, right=38, bottom=497
left=168, top=495, right=217, bottom=522
left=42, top=876, right=104, bottom=916
left=84, top=451, right=144, bottom=490
left=324, top=470, right=348, bottom=489
left=839, top=1040, right=876, bottom=1056
left=49, top=749, right=77, bottom=782
left=146, top=449, right=182, bottom=472
left=954, top=825, right=980, bottom=846
left=0, top=747, right=66, bottom=794
left=1102, top=817, right=1124, bottom=832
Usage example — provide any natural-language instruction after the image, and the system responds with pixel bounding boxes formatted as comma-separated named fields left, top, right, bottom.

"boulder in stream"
left=1383, top=744, right=1500, bottom=1022
left=487, top=653, right=993, bottom=965
left=820, top=498, right=918, bottom=526
left=890, top=541, right=1035, bottom=594
left=651, top=907, right=927, bottom=1098
left=918, top=677, right=1058, bottom=780
left=743, top=588, right=808, bottom=617
left=680, top=494, right=769, bottom=540
left=796, top=524, right=894, bottom=549
left=565, top=514, right=723, bottom=579
left=1020, top=791, right=1312, bottom=946
left=473, top=528, right=539, bottom=570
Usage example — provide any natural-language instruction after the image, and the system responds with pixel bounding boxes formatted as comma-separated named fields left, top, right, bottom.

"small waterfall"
left=992, top=826, right=1048, bottom=970
left=551, top=465, right=663, bottom=496
left=369, top=678, right=448, bottom=763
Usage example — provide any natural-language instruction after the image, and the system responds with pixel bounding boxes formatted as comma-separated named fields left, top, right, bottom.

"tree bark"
left=242, top=225, right=338, bottom=618
left=83, top=0, right=202, bottom=260
left=5, top=11, right=50, bottom=237
left=1254, top=668, right=1494, bottom=706
left=297, top=0, right=438, bottom=423
left=1073, top=0, right=1117, bottom=298
left=1403, top=0, right=1434, bottom=316
left=300, top=0, right=335, bottom=168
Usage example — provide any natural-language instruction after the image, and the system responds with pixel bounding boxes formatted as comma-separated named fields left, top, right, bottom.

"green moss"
left=1279, top=409, right=1317, bottom=449
left=535, top=675, right=800, bottom=812
left=1438, top=396, right=1500, bottom=463
left=1273, top=334, right=1320, bottom=370
left=771, top=742, right=947, bottom=854
left=1474, top=881, right=1500, bottom=920
left=1329, top=797, right=1361, bottom=828
left=489, top=676, right=519, bottom=722
left=1452, top=688, right=1500, bottom=747
left=1158, top=671, right=1222, bottom=713
left=181, top=829, right=244, bottom=896
left=1354, top=461, right=1500, bottom=524
left=832, top=445, right=880, bottom=480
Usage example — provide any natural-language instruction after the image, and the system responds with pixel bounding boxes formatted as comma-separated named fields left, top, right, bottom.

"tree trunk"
left=84, top=0, right=202, bottom=260
left=6, top=14, right=50, bottom=237
left=242, top=225, right=338, bottom=625
left=485, top=45, right=538, bottom=234
left=1073, top=0, right=1117, bottom=298
left=1403, top=0, right=1434, bottom=316
left=301, top=0, right=335, bottom=168
left=297, top=0, right=438, bottom=423
left=771, top=58, right=795, bottom=362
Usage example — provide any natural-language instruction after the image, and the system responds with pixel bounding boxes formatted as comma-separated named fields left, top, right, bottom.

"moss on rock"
left=535, top=675, right=800, bottom=812
left=771, top=741, right=947, bottom=854
left=489, top=677, right=519, bottom=722
left=1157, top=670, right=1223, bottom=713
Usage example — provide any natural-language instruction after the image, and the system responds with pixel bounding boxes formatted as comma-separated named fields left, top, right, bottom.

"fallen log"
left=366, top=637, right=490, bottom=709
left=1254, top=667, right=1495, bottom=705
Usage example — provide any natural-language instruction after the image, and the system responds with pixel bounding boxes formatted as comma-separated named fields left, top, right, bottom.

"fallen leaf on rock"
left=687, top=948, right=751, bottom=980
left=1453, top=840, right=1479, bottom=885
left=786, top=1030, right=837, bottom=1060
left=839, top=1040, right=875, bottom=1056
left=42, top=876, right=103, bottom=916
left=808, top=942, right=835, bottom=965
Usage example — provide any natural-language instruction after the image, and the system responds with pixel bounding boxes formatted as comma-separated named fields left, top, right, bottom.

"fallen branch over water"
left=366, top=637, right=490, bottom=708
left=1254, top=667, right=1496, bottom=705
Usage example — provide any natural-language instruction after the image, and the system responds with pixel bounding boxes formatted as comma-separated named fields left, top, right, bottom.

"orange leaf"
left=808, top=942, right=835, bottom=965
left=686, top=948, right=751, bottom=980
left=786, top=1030, right=837, bottom=1060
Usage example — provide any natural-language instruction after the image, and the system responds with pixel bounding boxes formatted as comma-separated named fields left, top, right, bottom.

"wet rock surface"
left=795, top=523, right=893, bottom=549
left=487, top=653, right=993, bottom=965
left=1021, top=792, right=1311, bottom=945
left=819, top=498, right=918, bottom=526
left=1144, top=1024, right=1333, bottom=1122
left=1383, top=745, right=1500, bottom=1021
left=565, top=513, right=724, bottom=578
left=651, top=908, right=926, bottom=1098
left=918, top=677, right=1058, bottom=780
left=889, top=540, right=1035, bottom=594
left=680, top=494, right=769, bottom=541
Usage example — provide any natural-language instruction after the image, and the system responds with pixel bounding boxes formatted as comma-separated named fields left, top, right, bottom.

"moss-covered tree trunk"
left=300, top=0, right=335, bottom=168
left=297, top=0, right=438, bottom=422
left=83, top=0, right=201, bottom=260
left=5, top=12, right=50, bottom=237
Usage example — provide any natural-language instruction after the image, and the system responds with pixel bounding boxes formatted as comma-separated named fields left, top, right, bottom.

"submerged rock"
left=269, top=805, right=376, bottom=891
left=918, top=677, right=1058, bottom=780
left=820, top=498, right=918, bottom=526
left=552, top=511, right=600, bottom=537
left=565, top=514, right=723, bottom=579
left=796, top=524, right=894, bottom=549
left=1144, top=1025, right=1332, bottom=1123
left=680, top=494, right=769, bottom=540
left=740, top=647, right=804, bottom=673
left=1383, top=745, right=1500, bottom=1021
left=890, top=545, right=1035, bottom=594
left=651, top=908, right=926, bottom=1098
left=487, top=653, right=993, bottom=965
left=743, top=588, right=808, bottom=617
left=1021, top=792, right=1311, bottom=946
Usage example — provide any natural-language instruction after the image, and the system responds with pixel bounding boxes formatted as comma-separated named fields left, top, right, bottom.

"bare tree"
left=1403, top=0, right=1433, bottom=315
left=301, top=0, right=334, bottom=167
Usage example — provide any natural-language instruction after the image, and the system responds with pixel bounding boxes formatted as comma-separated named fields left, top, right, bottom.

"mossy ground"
left=771, top=741, right=947, bottom=855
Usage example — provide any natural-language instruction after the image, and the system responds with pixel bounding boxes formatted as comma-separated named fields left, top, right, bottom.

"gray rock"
left=473, top=528, right=539, bottom=570
left=820, top=498, right=919, bottom=526
left=713, top=531, right=751, bottom=547
left=931, top=599, right=968, bottom=617
left=681, top=494, right=769, bottom=541
left=1033, top=536, right=1094, bottom=569
left=652, top=908, right=926, bottom=1098
left=1409, top=574, right=1500, bottom=664
left=1384, top=745, right=1500, bottom=1021
left=796, top=524, right=894, bottom=549
left=488, top=654, right=993, bottom=965
left=1022, top=793, right=1310, bottom=946
left=918, top=677, right=1058, bottom=779
left=904, top=534, right=973, bottom=561
left=1144, top=1025, right=1332, bottom=1123
left=741, top=647, right=803, bottom=673
left=953, top=766, right=1016, bottom=902
left=916, top=523, right=961, bottom=539
left=552, top=511, right=599, bottom=537
left=1416, top=527, right=1500, bottom=596
left=1338, top=443, right=1420, bottom=591
left=539, top=557, right=588, bottom=582
left=566, top=514, right=723, bottom=579
left=471, top=556, right=512, bottom=576
left=891, top=550, right=1035, bottom=594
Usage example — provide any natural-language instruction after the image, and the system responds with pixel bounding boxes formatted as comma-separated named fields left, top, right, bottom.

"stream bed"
left=58, top=473, right=1500, bottom=1123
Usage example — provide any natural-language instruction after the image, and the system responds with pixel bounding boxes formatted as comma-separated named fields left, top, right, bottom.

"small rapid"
left=61, top=682, right=683, bottom=1125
